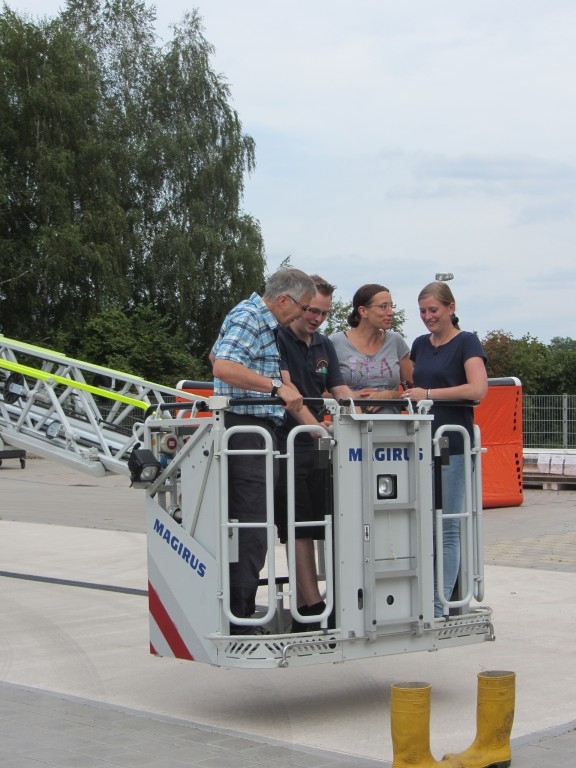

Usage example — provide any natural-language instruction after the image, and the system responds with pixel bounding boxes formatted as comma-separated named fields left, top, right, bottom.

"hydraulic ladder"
left=0, top=335, right=201, bottom=478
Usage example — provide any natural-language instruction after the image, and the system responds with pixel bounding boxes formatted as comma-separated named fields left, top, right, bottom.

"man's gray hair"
left=264, top=268, right=317, bottom=302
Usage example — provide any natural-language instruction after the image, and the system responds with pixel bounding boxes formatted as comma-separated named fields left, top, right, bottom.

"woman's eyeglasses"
left=365, top=302, right=396, bottom=311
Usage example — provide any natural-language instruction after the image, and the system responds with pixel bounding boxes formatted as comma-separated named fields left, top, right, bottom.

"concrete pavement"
left=1, top=456, right=576, bottom=767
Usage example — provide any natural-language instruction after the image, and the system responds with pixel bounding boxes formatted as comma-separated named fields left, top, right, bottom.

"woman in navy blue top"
left=404, top=281, right=487, bottom=617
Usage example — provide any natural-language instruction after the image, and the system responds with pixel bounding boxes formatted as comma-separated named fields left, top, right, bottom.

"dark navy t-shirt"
left=410, top=331, right=487, bottom=454
left=277, top=326, right=345, bottom=445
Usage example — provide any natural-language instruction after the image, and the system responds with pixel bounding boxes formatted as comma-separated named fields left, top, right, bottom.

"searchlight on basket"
left=128, top=446, right=162, bottom=485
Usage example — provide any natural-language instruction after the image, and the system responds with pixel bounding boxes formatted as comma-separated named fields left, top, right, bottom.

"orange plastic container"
left=175, top=380, right=214, bottom=418
left=475, top=377, right=523, bottom=508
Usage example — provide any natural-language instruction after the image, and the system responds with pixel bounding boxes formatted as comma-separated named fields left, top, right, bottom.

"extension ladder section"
left=0, top=335, right=201, bottom=477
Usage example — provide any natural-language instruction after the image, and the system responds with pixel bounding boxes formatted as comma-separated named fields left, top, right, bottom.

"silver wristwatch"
left=270, top=378, right=283, bottom=396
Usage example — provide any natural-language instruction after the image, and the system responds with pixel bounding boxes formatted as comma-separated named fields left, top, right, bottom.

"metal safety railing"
left=219, top=424, right=279, bottom=630
left=433, top=424, right=484, bottom=617
left=285, top=425, right=334, bottom=630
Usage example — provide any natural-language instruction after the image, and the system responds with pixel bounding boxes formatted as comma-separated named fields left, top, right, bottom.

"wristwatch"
left=270, top=378, right=283, bottom=396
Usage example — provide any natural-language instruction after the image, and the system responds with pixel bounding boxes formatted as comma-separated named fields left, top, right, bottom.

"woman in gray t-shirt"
left=330, top=284, right=412, bottom=411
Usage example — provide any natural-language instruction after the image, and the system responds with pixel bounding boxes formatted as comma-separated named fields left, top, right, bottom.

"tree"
left=60, top=1, right=265, bottom=360
left=0, top=8, right=130, bottom=340
left=74, top=305, right=208, bottom=385
left=546, top=337, right=576, bottom=394
left=323, top=297, right=351, bottom=336
left=1, top=1, right=264, bottom=375
left=482, top=331, right=552, bottom=395
left=482, top=331, right=514, bottom=379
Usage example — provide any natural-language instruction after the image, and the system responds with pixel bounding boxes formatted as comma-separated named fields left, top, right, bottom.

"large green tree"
left=131, top=10, right=265, bottom=359
left=0, top=8, right=129, bottom=341
left=0, top=1, right=264, bottom=374
left=481, top=330, right=576, bottom=395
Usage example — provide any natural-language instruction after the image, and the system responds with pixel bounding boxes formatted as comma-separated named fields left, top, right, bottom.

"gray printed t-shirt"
left=329, top=330, right=409, bottom=391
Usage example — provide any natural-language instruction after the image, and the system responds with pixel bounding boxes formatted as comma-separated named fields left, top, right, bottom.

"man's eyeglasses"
left=305, top=307, right=331, bottom=319
left=365, top=302, right=397, bottom=311
left=286, top=294, right=310, bottom=313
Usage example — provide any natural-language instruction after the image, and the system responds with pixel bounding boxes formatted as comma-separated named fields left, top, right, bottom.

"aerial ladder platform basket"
left=1, top=335, right=493, bottom=669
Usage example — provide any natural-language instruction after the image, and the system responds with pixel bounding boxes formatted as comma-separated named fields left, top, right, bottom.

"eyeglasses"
left=305, top=307, right=331, bottom=319
left=365, top=302, right=397, bottom=311
left=286, top=294, right=310, bottom=313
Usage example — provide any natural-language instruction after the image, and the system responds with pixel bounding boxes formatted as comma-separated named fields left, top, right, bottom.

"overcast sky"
left=8, top=0, right=576, bottom=344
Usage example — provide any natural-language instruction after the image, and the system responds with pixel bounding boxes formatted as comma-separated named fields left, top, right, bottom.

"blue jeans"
left=434, top=453, right=465, bottom=617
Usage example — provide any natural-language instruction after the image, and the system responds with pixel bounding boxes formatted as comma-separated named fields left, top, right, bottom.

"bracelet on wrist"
left=427, top=388, right=431, bottom=399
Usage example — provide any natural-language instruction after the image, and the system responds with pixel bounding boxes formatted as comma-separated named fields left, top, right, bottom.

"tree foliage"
left=76, top=305, right=207, bottom=385
left=2, top=4, right=575, bottom=394
left=0, top=8, right=121, bottom=338
left=0, top=0, right=264, bottom=377
left=481, top=330, right=576, bottom=395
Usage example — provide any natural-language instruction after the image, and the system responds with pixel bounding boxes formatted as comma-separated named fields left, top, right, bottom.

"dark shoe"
left=290, top=601, right=326, bottom=633
left=229, top=624, right=269, bottom=636
left=305, top=601, right=326, bottom=616
left=290, top=617, right=310, bottom=633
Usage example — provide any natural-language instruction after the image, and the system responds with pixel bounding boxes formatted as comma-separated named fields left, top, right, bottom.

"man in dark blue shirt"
left=275, top=275, right=355, bottom=631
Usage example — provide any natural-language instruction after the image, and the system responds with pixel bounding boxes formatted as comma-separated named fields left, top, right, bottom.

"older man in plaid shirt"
left=211, top=268, right=317, bottom=633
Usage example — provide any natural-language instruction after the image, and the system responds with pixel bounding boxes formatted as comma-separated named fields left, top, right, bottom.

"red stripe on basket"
left=148, top=581, right=194, bottom=660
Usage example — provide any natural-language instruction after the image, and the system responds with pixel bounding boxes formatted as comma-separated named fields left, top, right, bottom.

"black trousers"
left=224, top=412, right=279, bottom=620
left=274, top=441, right=330, bottom=544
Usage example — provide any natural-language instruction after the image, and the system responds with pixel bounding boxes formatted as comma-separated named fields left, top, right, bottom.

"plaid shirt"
left=211, top=293, right=285, bottom=424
